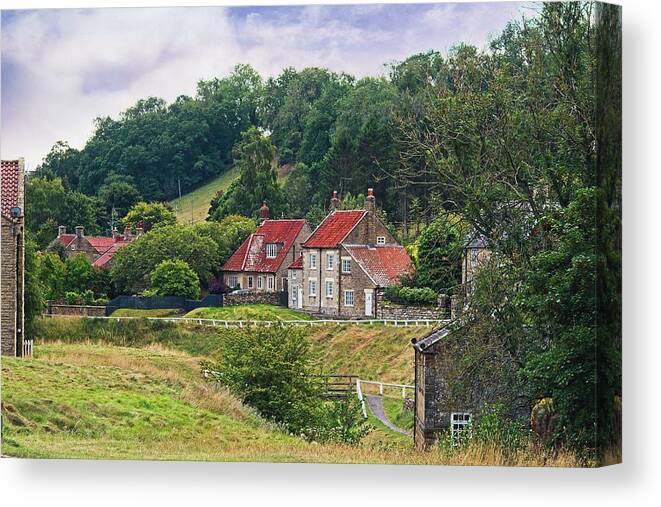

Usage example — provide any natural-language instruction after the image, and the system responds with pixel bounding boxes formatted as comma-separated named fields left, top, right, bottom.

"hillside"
left=169, top=166, right=239, bottom=224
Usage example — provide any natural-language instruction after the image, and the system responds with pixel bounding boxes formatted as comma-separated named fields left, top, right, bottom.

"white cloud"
left=1, top=3, right=527, bottom=168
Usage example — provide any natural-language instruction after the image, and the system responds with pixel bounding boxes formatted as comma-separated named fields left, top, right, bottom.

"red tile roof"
left=92, top=241, right=131, bottom=268
left=344, top=245, right=413, bottom=287
left=86, top=236, right=116, bottom=253
left=1, top=160, right=20, bottom=218
left=223, top=219, right=307, bottom=273
left=55, top=234, right=77, bottom=248
left=288, top=254, right=303, bottom=269
left=302, top=210, right=366, bottom=249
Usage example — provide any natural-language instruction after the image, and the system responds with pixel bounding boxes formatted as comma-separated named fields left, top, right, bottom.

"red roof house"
left=222, top=212, right=312, bottom=292
left=52, top=225, right=137, bottom=268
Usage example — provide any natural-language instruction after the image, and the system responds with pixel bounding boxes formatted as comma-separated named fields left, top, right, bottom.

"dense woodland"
left=23, top=2, right=621, bottom=461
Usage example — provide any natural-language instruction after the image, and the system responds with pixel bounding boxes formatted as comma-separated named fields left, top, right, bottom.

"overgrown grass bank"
left=111, top=308, right=185, bottom=318
left=184, top=304, right=314, bottom=321
left=2, top=342, right=583, bottom=465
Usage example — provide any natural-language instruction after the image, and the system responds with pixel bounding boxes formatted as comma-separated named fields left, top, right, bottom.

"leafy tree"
left=210, top=127, right=284, bottom=220
left=97, top=173, right=142, bottom=219
left=64, top=254, right=94, bottom=295
left=204, top=326, right=369, bottom=443
left=122, top=201, right=176, bottom=232
left=194, top=215, right=256, bottom=267
left=149, top=259, right=200, bottom=299
left=24, top=235, right=44, bottom=328
left=282, top=163, right=313, bottom=218
left=110, top=224, right=218, bottom=294
left=37, top=252, right=66, bottom=301
left=414, top=215, right=464, bottom=293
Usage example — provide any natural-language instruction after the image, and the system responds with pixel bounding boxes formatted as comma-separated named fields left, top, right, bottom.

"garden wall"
left=105, top=294, right=224, bottom=316
left=46, top=304, right=107, bottom=317
left=224, top=290, right=288, bottom=307
left=375, top=293, right=450, bottom=320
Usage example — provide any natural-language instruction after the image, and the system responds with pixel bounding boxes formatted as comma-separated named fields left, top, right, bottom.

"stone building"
left=411, top=326, right=474, bottom=450
left=222, top=203, right=311, bottom=293
left=1, top=159, right=26, bottom=357
left=52, top=225, right=136, bottom=268
left=461, top=233, right=491, bottom=294
left=291, top=189, right=413, bottom=318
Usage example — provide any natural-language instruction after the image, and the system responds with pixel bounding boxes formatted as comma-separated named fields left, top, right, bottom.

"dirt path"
left=365, top=394, right=410, bottom=436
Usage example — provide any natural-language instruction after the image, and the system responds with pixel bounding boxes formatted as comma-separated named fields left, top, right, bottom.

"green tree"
left=414, top=215, right=464, bottom=293
left=110, top=224, right=218, bottom=294
left=97, top=173, right=142, bottom=219
left=149, top=259, right=200, bottom=299
left=24, top=235, right=44, bottom=328
left=194, top=215, right=256, bottom=266
left=37, top=252, right=66, bottom=301
left=64, top=254, right=94, bottom=295
left=122, top=201, right=176, bottom=232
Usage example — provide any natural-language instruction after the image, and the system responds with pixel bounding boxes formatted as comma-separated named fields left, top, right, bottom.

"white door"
left=364, top=289, right=373, bottom=317
left=298, top=287, right=303, bottom=309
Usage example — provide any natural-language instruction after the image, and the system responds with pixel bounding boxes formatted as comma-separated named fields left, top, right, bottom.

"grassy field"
left=110, top=308, right=185, bottom=318
left=184, top=304, right=314, bottom=321
left=1, top=341, right=582, bottom=465
left=383, top=397, right=414, bottom=433
left=168, top=166, right=239, bottom=224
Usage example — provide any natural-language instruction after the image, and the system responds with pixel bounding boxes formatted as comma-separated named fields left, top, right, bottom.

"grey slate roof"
left=411, top=325, right=452, bottom=353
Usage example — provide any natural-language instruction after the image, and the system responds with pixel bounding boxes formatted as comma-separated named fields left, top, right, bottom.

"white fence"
left=45, top=314, right=449, bottom=328
left=355, top=379, right=415, bottom=417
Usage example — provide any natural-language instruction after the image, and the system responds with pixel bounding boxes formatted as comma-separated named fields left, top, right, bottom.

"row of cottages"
left=289, top=189, right=412, bottom=318
left=1, top=159, right=26, bottom=357
left=51, top=225, right=138, bottom=269
left=221, top=203, right=311, bottom=293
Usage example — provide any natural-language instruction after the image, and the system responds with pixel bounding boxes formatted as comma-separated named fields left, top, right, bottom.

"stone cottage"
left=290, top=189, right=413, bottom=318
left=411, top=326, right=470, bottom=450
left=222, top=203, right=311, bottom=293
left=52, top=225, right=136, bottom=269
left=461, top=233, right=491, bottom=295
left=1, top=159, right=26, bottom=357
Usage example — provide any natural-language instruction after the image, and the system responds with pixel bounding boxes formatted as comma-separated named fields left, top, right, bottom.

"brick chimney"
left=364, top=188, right=376, bottom=245
left=259, top=202, right=269, bottom=224
left=123, top=226, right=132, bottom=240
left=112, top=226, right=118, bottom=241
left=330, top=191, right=340, bottom=212
left=58, top=225, right=66, bottom=237
left=75, top=226, right=84, bottom=238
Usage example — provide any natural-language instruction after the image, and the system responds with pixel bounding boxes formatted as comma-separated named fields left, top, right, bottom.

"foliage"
left=194, top=214, right=256, bottom=267
left=110, top=224, right=218, bottom=294
left=384, top=286, right=437, bottom=306
left=210, top=127, right=284, bottom=220
left=122, top=201, right=176, bottom=232
left=36, top=252, right=66, bottom=301
left=414, top=215, right=464, bottom=293
left=149, top=259, right=200, bottom=299
left=204, top=326, right=368, bottom=444
left=97, top=173, right=142, bottom=219
left=63, top=254, right=94, bottom=295
left=24, top=235, right=44, bottom=328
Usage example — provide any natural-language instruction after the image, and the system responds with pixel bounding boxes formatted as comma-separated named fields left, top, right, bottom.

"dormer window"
left=266, top=243, right=278, bottom=258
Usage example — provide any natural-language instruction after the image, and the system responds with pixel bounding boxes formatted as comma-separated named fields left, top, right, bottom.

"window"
left=344, top=290, right=354, bottom=307
left=326, top=253, right=334, bottom=271
left=266, top=243, right=278, bottom=258
left=257, top=276, right=263, bottom=289
left=451, top=412, right=472, bottom=440
left=292, top=271, right=297, bottom=280
left=228, top=275, right=238, bottom=288
left=247, top=276, right=254, bottom=289
left=325, top=280, right=334, bottom=298
left=267, top=276, right=274, bottom=290
left=376, top=236, right=386, bottom=245
left=341, top=257, right=351, bottom=274
left=310, top=253, right=317, bottom=269
left=309, top=279, right=317, bottom=297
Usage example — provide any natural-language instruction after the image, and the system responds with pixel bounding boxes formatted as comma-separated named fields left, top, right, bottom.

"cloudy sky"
left=1, top=1, right=530, bottom=168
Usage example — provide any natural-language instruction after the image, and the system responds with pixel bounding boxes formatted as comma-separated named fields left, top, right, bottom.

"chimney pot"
left=58, top=225, right=66, bottom=237
left=330, top=190, right=340, bottom=212
left=75, top=226, right=84, bottom=238
left=259, top=201, right=269, bottom=223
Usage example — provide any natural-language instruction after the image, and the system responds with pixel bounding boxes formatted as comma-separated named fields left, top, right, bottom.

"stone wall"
left=47, top=304, right=107, bottom=317
left=376, top=293, right=450, bottom=320
left=224, top=290, right=287, bottom=307
left=1, top=215, right=18, bottom=356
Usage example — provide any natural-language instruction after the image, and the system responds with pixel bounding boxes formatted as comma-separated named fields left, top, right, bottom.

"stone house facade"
left=461, top=233, right=491, bottom=294
left=222, top=203, right=311, bottom=293
left=291, top=189, right=413, bottom=318
left=1, top=159, right=26, bottom=357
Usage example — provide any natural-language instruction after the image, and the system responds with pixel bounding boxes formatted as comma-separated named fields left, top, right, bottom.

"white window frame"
left=341, top=257, right=351, bottom=274
left=257, top=276, right=263, bottom=289
left=376, top=236, right=386, bottom=245
left=344, top=290, right=354, bottom=307
left=450, top=412, right=472, bottom=440
left=291, top=271, right=297, bottom=280
left=309, top=278, right=317, bottom=297
left=267, top=275, right=275, bottom=290
left=228, top=275, right=238, bottom=288
left=266, top=243, right=278, bottom=258
left=247, top=276, right=254, bottom=289
left=310, top=252, right=317, bottom=269
left=325, top=279, right=334, bottom=298
left=326, top=253, right=334, bottom=271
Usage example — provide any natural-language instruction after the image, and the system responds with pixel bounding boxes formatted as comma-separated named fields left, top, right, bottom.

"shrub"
left=149, top=259, right=200, bottom=299
left=384, top=285, right=437, bottom=306
left=81, top=289, right=95, bottom=305
left=64, top=291, right=81, bottom=305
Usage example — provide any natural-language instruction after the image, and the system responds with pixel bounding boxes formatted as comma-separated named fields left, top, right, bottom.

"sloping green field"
left=184, top=304, right=314, bottom=321
left=169, top=166, right=239, bottom=224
